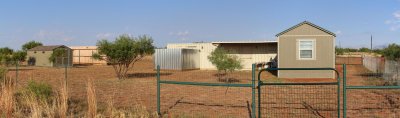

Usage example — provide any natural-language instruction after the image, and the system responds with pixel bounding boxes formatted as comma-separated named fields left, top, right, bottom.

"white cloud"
left=170, top=30, right=189, bottom=36
left=394, top=11, right=400, bottom=19
left=385, top=11, right=400, bottom=31
left=390, top=25, right=400, bottom=31
left=96, top=33, right=114, bottom=39
left=34, top=30, right=74, bottom=42
left=177, top=31, right=189, bottom=37
left=385, top=20, right=393, bottom=24
left=169, top=30, right=190, bottom=40
left=335, top=30, right=342, bottom=35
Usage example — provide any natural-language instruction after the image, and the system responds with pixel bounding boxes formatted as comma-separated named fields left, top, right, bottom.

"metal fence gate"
left=257, top=68, right=341, bottom=118
left=156, top=65, right=257, bottom=118
left=342, top=65, right=400, bottom=118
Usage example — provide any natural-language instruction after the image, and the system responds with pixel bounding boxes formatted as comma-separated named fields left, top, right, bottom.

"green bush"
left=26, top=80, right=53, bottom=100
left=382, top=43, right=400, bottom=60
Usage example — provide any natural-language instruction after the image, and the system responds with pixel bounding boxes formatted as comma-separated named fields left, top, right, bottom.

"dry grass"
left=0, top=76, right=15, bottom=118
left=58, top=79, right=68, bottom=118
left=0, top=69, right=156, bottom=117
left=86, top=78, right=97, bottom=118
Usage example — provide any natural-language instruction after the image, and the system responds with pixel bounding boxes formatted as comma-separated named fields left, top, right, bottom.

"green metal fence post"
left=258, top=71, right=262, bottom=118
left=337, top=66, right=340, bottom=118
left=156, top=65, right=161, bottom=116
left=251, top=64, right=256, bottom=118
left=343, top=64, right=347, bottom=118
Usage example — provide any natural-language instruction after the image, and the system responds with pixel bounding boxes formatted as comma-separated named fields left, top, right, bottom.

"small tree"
left=12, top=51, right=27, bottom=62
left=92, top=34, right=155, bottom=79
left=22, top=41, right=43, bottom=51
left=0, top=47, right=14, bottom=65
left=49, top=48, right=67, bottom=63
left=208, top=47, right=242, bottom=82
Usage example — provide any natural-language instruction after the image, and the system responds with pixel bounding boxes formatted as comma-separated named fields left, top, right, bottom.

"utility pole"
left=370, top=35, right=373, bottom=52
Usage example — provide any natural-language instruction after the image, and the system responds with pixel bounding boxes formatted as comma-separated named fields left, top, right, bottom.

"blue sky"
left=1, top=0, right=400, bottom=50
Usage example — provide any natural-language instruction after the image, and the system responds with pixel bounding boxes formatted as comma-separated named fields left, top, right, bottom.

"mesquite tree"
left=22, top=41, right=43, bottom=51
left=208, top=47, right=242, bottom=82
left=93, top=34, right=155, bottom=79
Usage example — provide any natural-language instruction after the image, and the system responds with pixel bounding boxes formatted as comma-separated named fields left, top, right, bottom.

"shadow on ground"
left=127, top=72, right=172, bottom=78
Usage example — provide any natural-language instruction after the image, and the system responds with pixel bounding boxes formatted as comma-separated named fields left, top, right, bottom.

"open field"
left=3, top=57, right=400, bottom=117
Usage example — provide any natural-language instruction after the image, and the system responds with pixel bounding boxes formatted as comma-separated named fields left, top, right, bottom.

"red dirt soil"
left=4, top=57, right=399, bottom=117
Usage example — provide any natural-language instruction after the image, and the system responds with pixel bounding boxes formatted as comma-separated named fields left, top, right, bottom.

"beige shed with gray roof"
left=27, top=45, right=73, bottom=67
left=277, top=21, right=336, bottom=78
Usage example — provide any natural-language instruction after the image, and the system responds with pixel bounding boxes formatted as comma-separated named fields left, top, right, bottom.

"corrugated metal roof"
left=275, top=21, right=336, bottom=37
left=28, top=45, right=68, bottom=51
left=211, top=40, right=277, bottom=44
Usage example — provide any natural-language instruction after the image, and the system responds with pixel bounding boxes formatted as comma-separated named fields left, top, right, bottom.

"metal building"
left=154, top=48, right=200, bottom=70
left=167, top=42, right=217, bottom=70
left=167, top=42, right=277, bottom=70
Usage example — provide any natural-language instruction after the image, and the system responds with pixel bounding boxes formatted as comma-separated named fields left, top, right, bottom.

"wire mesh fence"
left=259, top=84, right=338, bottom=118
left=159, top=84, right=252, bottom=117
left=157, top=66, right=257, bottom=117
left=0, top=58, right=159, bottom=117
left=346, top=89, right=400, bottom=118
left=4, top=57, right=400, bottom=117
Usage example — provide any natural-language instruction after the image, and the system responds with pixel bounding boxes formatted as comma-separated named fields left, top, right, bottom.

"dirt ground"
left=4, top=57, right=400, bottom=117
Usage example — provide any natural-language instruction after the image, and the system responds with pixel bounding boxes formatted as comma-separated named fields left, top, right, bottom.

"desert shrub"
left=93, top=34, right=155, bottom=79
left=382, top=43, right=400, bottom=61
left=335, top=47, right=360, bottom=55
left=208, top=47, right=242, bottom=82
left=358, top=47, right=371, bottom=52
left=26, top=80, right=53, bottom=101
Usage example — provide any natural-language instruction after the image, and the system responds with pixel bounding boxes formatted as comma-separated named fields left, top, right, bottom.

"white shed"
left=70, top=46, right=107, bottom=65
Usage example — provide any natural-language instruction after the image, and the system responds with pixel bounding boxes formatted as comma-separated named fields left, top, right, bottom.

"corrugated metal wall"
left=154, top=49, right=201, bottom=70
left=167, top=43, right=217, bottom=70
left=182, top=49, right=200, bottom=69
left=154, top=49, right=182, bottom=70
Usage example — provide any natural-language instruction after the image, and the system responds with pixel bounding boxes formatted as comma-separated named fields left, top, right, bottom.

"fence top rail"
left=260, top=82, right=338, bottom=85
left=159, top=80, right=253, bottom=87
left=346, top=86, right=400, bottom=89
left=258, top=67, right=340, bottom=82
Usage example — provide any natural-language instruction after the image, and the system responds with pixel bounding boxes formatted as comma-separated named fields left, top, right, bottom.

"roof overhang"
left=211, top=41, right=277, bottom=46
left=275, top=21, right=336, bottom=37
